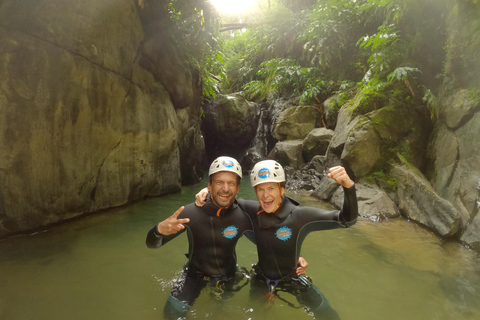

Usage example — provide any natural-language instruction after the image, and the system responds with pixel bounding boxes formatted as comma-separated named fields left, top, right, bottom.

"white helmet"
left=209, top=156, right=242, bottom=178
left=250, top=160, right=285, bottom=187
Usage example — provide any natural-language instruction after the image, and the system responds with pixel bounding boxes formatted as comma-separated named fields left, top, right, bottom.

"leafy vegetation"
left=139, top=0, right=227, bottom=100
left=202, top=0, right=449, bottom=121
left=143, top=0, right=456, bottom=113
left=365, top=170, right=398, bottom=192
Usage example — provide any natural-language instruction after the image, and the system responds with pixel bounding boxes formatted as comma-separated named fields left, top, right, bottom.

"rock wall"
left=201, top=93, right=259, bottom=166
left=0, top=0, right=205, bottom=237
left=427, top=1, right=480, bottom=249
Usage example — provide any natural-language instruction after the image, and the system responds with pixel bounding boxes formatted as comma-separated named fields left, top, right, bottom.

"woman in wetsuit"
left=241, top=160, right=358, bottom=319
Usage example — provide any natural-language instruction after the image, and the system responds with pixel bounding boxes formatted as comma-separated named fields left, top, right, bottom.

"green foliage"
left=300, top=78, right=335, bottom=105
left=144, top=0, right=225, bottom=101
left=220, top=31, right=257, bottom=93
left=301, top=0, right=388, bottom=71
left=241, top=58, right=336, bottom=103
left=365, top=170, right=398, bottom=192
left=350, top=84, right=389, bottom=115
left=222, top=5, right=309, bottom=94
left=420, top=86, right=439, bottom=119
left=242, top=80, right=266, bottom=101
left=218, top=0, right=410, bottom=104
left=468, top=88, right=480, bottom=105
left=387, top=66, right=419, bottom=98
left=194, top=0, right=450, bottom=116
left=387, top=67, right=420, bottom=82
left=358, top=23, right=403, bottom=85
left=199, top=46, right=227, bottom=101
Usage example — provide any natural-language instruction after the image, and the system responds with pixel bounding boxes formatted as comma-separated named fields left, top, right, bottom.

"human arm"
left=145, top=206, right=190, bottom=248
left=328, top=166, right=357, bottom=226
left=195, top=188, right=209, bottom=207
left=236, top=198, right=261, bottom=216
left=337, top=184, right=358, bottom=226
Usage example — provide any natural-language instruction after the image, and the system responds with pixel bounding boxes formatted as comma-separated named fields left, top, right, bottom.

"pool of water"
left=1, top=179, right=480, bottom=320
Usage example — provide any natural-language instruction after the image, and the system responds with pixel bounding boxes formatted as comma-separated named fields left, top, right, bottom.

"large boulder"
left=201, top=93, right=259, bottom=164
left=268, top=140, right=304, bottom=170
left=441, top=89, right=480, bottom=129
left=327, top=97, right=431, bottom=179
left=302, top=128, right=334, bottom=162
left=322, top=95, right=342, bottom=130
left=460, top=213, right=480, bottom=251
left=341, top=121, right=382, bottom=177
left=324, top=103, right=360, bottom=169
left=428, top=90, right=480, bottom=226
left=273, top=106, right=322, bottom=141
left=311, top=177, right=340, bottom=201
left=390, top=163, right=461, bottom=238
left=331, top=183, right=400, bottom=221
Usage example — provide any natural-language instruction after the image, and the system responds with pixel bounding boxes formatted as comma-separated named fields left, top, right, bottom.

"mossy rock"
left=340, top=102, right=431, bottom=179
left=273, top=106, right=322, bottom=140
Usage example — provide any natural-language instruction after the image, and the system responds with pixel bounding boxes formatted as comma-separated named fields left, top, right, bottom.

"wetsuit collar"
left=203, top=194, right=238, bottom=217
left=256, top=195, right=299, bottom=228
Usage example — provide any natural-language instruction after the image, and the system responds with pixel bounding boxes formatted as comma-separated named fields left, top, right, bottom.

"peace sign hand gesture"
left=156, top=206, right=190, bottom=235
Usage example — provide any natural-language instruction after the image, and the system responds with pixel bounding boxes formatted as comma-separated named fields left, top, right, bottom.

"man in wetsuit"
left=195, top=160, right=357, bottom=319
left=146, top=156, right=254, bottom=319
left=146, top=157, right=308, bottom=319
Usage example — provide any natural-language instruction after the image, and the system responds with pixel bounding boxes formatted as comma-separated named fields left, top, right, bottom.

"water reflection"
left=1, top=180, right=480, bottom=320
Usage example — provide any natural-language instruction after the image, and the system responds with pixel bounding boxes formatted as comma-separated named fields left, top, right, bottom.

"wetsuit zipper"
left=211, top=217, right=222, bottom=274
left=267, top=232, right=282, bottom=278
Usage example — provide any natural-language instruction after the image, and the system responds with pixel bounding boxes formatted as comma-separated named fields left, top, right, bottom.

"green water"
left=1, top=179, right=480, bottom=320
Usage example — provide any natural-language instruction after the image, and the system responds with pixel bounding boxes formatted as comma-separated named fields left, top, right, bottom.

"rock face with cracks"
left=0, top=0, right=206, bottom=237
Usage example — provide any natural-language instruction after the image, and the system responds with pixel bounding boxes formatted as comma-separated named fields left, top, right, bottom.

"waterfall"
left=242, top=102, right=276, bottom=172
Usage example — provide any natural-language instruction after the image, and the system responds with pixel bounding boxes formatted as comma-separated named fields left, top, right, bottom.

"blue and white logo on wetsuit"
left=222, top=225, right=239, bottom=239
left=275, top=226, right=292, bottom=241
left=258, top=168, right=271, bottom=179
left=222, top=160, right=234, bottom=168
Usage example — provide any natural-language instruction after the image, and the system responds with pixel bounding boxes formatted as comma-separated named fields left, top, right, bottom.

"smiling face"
left=254, top=182, right=285, bottom=213
left=208, top=171, right=240, bottom=208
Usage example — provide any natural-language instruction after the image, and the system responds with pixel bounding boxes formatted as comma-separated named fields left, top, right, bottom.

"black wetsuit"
left=238, top=185, right=358, bottom=319
left=146, top=197, right=254, bottom=319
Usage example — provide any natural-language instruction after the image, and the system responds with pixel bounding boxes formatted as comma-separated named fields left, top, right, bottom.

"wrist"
left=343, top=180, right=354, bottom=189
left=157, top=223, right=166, bottom=235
